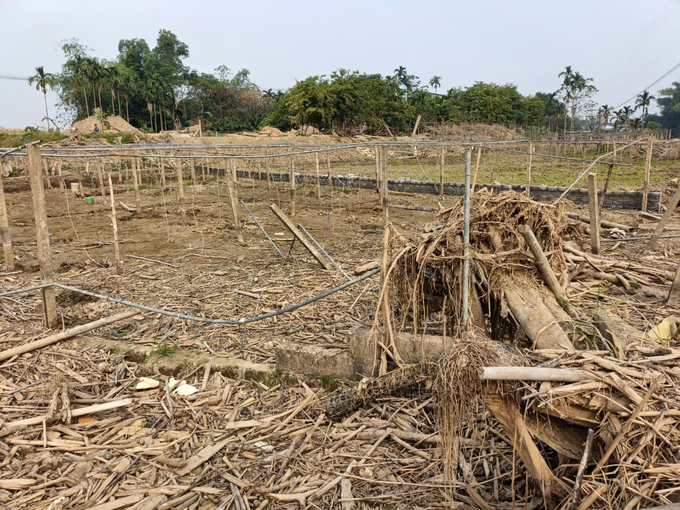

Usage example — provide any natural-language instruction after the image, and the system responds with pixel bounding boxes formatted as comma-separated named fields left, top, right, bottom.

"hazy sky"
left=2, top=0, right=679, bottom=129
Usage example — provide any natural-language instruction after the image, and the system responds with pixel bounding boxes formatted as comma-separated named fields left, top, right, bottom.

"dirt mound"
left=423, top=123, right=522, bottom=141
left=259, top=126, right=283, bottom=136
left=71, top=115, right=141, bottom=135
left=300, top=125, right=321, bottom=135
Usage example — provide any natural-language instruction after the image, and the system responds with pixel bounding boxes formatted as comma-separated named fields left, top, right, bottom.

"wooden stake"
left=642, top=138, right=653, bottom=212
left=411, top=114, right=421, bottom=137
left=0, top=171, right=14, bottom=271
left=107, top=173, right=121, bottom=274
left=160, top=160, right=166, bottom=188
left=43, top=160, right=52, bottom=189
left=190, top=161, right=197, bottom=202
left=439, top=146, right=444, bottom=197
left=471, top=146, right=482, bottom=193
left=289, top=157, right=296, bottom=217
left=27, top=145, right=57, bottom=328
left=133, top=158, right=141, bottom=213
left=525, top=141, right=533, bottom=196
left=174, top=159, right=185, bottom=222
left=225, top=161, right=244, bottom=243
left=270, top=204, right=332, bottom=269
left=375, top=149, right=381, bottom=204
left=315, top=153, right=321, bottom=199
left=669, top=262, right=680, bottom=307
left=202, top=160, right=206, bottom=182
left=645, top=185, right=680, bottom=252
left=588, top=173, right=600, bottom=255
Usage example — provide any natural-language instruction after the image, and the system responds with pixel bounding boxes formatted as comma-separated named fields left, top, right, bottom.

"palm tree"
left=599, top=104, right=612, bottom=131
left=429, top=76, right=442, bottom=93
left=64, top=55, right=90, bottom=117
left=83, top=58, right=101, bottom=111
left=28, top=66, right=57, bottom=130
left=631, top=117, right=642, bottom=130
left=635, top=91, right=655, bottom=127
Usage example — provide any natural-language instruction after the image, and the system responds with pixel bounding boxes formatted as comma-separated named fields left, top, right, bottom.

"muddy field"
left=0, top=153, right=679, bottom=509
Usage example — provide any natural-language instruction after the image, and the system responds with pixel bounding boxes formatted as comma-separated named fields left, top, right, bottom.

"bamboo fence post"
left=375, top=148, right=381, bottom=204
left=0, top=171, right=14, bottom=271
left=382, top=147, right=389, bottom=224
left=225, top=160, right=244, bottom=244
left=175, top=159, right=186, bottom=223
left=191, top=161, right=197, bottom=203
left=43, top=160, right=52, bottom=189
left=588, top=173, right=600, bottom=255
left=289, top=156, right=296, bottom=217
left=439, top=146, right=444, bottom=197
left=202, top=160, right=206, bottom=182
left=160, top=160, right=166, bottom=188
left=471, top=146, right=482, bottom=192
left=598, top=164, right=614, bottom=213
left=133, top=157, right=141, bottom=213
left=315, top=152, right=321, bottom=199
left=642, top=138, right=653, bottom=212
left=96, top=162, right=106, bottom=199
left=27, top=145, right=57, bottom=328
left=107, top=173, right=121, bottom=274
left=525, top=141, right=533, bottom=196
left=327, top=155, right=333, bottom=189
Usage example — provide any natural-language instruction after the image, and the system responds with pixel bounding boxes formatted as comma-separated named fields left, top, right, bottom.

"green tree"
left=559, top=66, right=597, bottom=133
left=656, top=81, right=680, bottom=131
left=429, top=76, right=442, bottom=93
left=599, top=104, right=612, bottom=132
left=28, top=66, right=58, bottom=130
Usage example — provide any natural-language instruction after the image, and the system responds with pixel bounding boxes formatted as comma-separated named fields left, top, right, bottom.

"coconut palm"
left=83, top=58, right=102, bottom=110
left=558, top=66, right=574, bottom=133
left=28, top=66, right=58, bottom=130
left=64, top=55, right=90, bottom=117
left=631, top=117, right=642, bottom=130
left=429, top=76, right=442, bottom=93
left=635, top=91, right=655, bottom=127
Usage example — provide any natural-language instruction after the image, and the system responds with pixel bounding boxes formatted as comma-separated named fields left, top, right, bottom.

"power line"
left=0, top=74, right=29, bottom=81
left=613, top=61, right=680, bottom=109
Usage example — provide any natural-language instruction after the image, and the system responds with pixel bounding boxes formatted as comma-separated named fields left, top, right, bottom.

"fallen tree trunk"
left=567, top=212, right=630, bottom=231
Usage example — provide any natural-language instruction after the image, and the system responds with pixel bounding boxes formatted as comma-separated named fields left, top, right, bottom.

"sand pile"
left=71, top=115, right=141, bottom=135
left=259, top=126, right=283, bottom=136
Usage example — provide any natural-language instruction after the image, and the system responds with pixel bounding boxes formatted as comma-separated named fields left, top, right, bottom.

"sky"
left=1, top=0, right=680, bottom=129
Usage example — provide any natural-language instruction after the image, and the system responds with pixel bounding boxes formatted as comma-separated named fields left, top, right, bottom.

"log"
left=567, top=212, right=629, bottom=231
left=482, top=367, right=594, bottom=382
left=519, top=225, right=567, bottom=304
left=0, top=309, right=138, bottom=362
left=4, top=398, right=134, bottom=430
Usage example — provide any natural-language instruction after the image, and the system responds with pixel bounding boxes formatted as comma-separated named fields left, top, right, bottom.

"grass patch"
left=262, top=368, right=292, bottom=388
left=149, top=342, right=182, bottom=357
left=319, top=374, right=341, bottom=391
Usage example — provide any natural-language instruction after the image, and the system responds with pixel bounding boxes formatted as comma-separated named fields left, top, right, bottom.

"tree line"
left=28, top=30, right=680, bottom=136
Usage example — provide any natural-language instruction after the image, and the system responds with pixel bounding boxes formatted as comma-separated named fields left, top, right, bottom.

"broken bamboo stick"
left=108, top=173, right=121, bottom=274
left=644, top=185, right=680, bottom=252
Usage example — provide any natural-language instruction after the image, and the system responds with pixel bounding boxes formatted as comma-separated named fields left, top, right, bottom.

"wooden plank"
left=269, top=204, right=332, bottom=269
left=27, top=144, right=57, bottom=328
left=0, top=171, right=14, bottom=271
left=645, top=185, right=680, bottom=252
left=588, top=173, right=600, bottom=255
left=88, top=494, right=144, bottom=510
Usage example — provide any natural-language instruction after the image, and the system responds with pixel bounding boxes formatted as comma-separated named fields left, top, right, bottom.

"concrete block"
left=276, top=342, right=354, bottom=379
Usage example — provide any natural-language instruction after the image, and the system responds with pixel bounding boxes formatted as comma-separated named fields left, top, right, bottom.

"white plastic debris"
left=135, top=377, right=160, bottom=390
left=174, top=383, right=198, bottom=396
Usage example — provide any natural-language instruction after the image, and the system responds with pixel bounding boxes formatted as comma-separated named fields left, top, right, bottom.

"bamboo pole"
left=96, top=162, right=106, bottom=199
left=642, top=138, right=653, bottom=212
left=0, top=309, right=137, bottom=363
left=525, top=141, right=533, bottom=196
left=107, top=173, right=121, bottom=274
left=133, top=158, right=141, bottom=213
left=382, top=147, right=389, bottom=225
left=27, top=145, right=57, bottom=328
left=327, top=155, right=333, bottom=189
left=439, top=146, right=444, bottom=197
left=315, top=153, right=321, bottom=199
left=175, top=159, right=185, bottom=223
left=645, top=185, right=680, bottom=252
left=289, top=157, right=296, bottom=217
left=225, top=160, right=244, bottom=244
left=588, top=173, right=600, bottom=255
left=471, top=146, right=482, bottom=192
left=0, top=171, right=14, bottom=271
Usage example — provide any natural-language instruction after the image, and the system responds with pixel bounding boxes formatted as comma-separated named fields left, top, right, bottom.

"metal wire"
left=0, top=268, right=380, bottom=325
